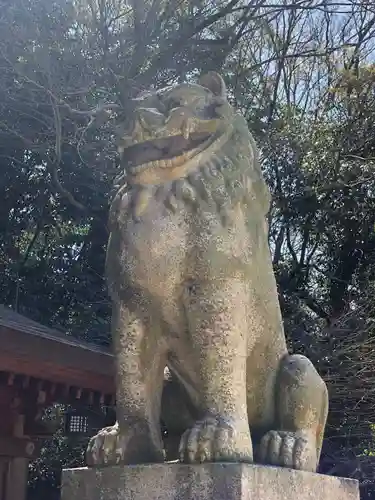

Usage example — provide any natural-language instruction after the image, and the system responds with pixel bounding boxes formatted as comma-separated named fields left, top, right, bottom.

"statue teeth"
left=170, top=153, right=187, bottom=167
left=182, top=121, right=190, bottom=140
left=129, top=149, right=196, bottom=174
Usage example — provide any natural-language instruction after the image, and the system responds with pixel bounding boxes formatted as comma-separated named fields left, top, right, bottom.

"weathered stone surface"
left=62, top=463, right=359, bottom=500
left=86, top=72, right=329, bottom=472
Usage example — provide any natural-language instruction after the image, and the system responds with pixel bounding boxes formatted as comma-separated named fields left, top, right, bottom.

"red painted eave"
left=0, top=306, right=115, bottom=394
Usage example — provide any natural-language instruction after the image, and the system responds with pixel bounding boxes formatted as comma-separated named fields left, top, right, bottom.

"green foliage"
left=1, top=0, right=375, bottom=498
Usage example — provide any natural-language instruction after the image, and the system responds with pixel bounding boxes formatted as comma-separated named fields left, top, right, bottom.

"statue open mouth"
left=123, top=132, right=213, bottom=173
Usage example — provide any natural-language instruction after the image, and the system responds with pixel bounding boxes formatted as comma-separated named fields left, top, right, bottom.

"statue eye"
left=206, top=102, right=220, bottom=117
left=167, top=97, right=183, bottom=109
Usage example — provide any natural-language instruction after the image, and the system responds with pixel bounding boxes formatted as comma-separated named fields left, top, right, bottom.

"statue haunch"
left=86, top=72, right=328, bottom=472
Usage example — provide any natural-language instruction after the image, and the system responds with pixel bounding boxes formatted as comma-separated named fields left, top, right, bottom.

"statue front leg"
left=258, top=354, right=328, bottom=472
left=86, top=300, right=166, bottom=466
left=178, top=279, right=253, bottom=464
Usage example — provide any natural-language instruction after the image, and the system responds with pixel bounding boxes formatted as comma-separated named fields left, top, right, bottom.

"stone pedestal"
left=61, top=463, right=360, bottom=500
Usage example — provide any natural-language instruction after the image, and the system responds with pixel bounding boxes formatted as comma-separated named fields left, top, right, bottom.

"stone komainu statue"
left=86, top=72, right=328, bottom=472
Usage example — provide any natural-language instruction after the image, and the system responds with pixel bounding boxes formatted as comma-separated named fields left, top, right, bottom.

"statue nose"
left=136, top=108, right=166, bottom=130
left=167, top=107, right=186, bottom=125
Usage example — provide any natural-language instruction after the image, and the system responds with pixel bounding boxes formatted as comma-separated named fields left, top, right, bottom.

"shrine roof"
left=0, top=305, right=114, bottom=396
left=0, top=305, right=110, bottom=353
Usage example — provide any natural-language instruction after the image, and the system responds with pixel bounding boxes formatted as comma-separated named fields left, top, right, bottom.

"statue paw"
left=86, top=422, right=165, bottom=466
left=86, top=422, right=125, bottom=466
left=258, top=430, right=317, bottom=472
left=178, top=414, right=253, bottom=464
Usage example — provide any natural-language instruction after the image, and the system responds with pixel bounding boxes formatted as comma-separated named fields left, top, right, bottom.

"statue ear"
left=198, top=72, right=226, bottom=98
